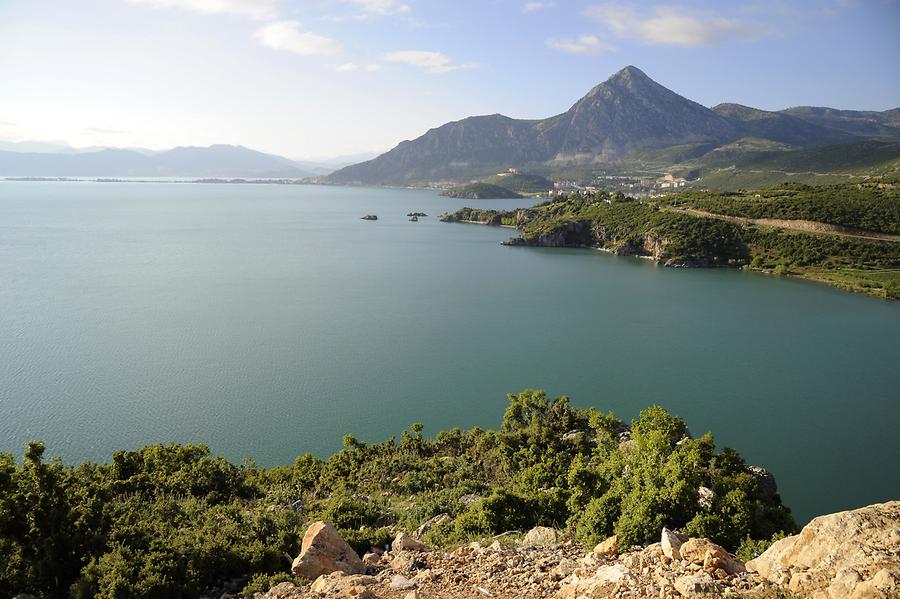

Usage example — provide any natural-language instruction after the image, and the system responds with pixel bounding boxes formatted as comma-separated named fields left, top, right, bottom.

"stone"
left=697, top=486, right=714, bottom=509
left=673, top=573, right=720, bottom=596
left=522, top=526, right=557, bottom=548
left=390, top=574, right=417, bottom=590
left=309, top=571, right=376, bottom=597
left=747, top=501, right=900, bottom=599
left=393, top=531, right=428, bottom=552
left=414, top=513, right=450, bottom=538
left=404, top=592, right=420, bottom=599
left=361, top=552, right=381, bottom=567
left=679, top=538, right=727, bottom=566
left=661, top=528, right=683, bottom=561
left=593, top=534, right=619, bottom=556
left=291, top=521, right=365, bottom=579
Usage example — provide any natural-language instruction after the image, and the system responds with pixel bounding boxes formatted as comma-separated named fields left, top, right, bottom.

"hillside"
left=441, top=182, right=522, bottom=199
left=324, top=66, right=900, bottom=187
left=482, top=173, right=553, bottom=194
left=441, top=182, right=900, bottom=299
left=0, top=393, right=797, bottom=597
left=0, top=144, right=314, bottom=178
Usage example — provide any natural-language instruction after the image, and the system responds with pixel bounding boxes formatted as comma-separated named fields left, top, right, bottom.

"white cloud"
left=254, top=21, right=343, bottom=55
left=524, top=1, right=554, bottom=12
left=335, top=62, right=382, bottom=72
left=586, top=4, right=769, bottom=47
left=348, top=0, right=411, bottom=14
left=547, top=34, right=616, bottom=55
left=384, top=51, right=475, bottom=74
left=128, top=0, right=277, bottom=19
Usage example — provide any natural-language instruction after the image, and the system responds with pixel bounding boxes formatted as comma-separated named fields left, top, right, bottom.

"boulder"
left=593, top=534, right=619, bottom=556
left=661, top=528, right=683, bottom=560
left=309, top=571, right=376, bottom=597
left=697, top=486, right=714, bottom=509
left=523, top=526, right=557, bottom=548
left=747, top=501, right=900, bottom=599
left=674, top=573, right=720, bottom=596
left=393, top=531, right=428, bottom=552
left=361, top=552, right=381, bottom=567
left=679, top=538, right=727, bottom=565
left=291, top=521, right=365, bottom=579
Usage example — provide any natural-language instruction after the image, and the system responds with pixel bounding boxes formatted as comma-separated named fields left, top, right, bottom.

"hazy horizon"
left=2, top=0, right=899, bottom=159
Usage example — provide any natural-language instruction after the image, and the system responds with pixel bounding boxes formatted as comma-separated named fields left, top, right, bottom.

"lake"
left=1, top=181, right=898, bottom=524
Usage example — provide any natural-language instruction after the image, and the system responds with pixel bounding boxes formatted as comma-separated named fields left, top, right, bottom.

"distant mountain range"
left=0, top=144, right=326, bottom=178
left=325, top=66, right=900, bottom=186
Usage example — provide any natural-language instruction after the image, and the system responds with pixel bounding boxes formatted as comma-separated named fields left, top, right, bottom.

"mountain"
left=0, top=144, right=314, bottom=178
left=780, top=106, right=900, bottom=140
left=325, top=66, right=900, bottom=186
left=326, top=66, right=738, bottom=185
left=712, top=103, right=855, bottom=146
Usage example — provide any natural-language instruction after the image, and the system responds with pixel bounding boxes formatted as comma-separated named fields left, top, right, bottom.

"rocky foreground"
left=256, top=502, right=899, bottom=599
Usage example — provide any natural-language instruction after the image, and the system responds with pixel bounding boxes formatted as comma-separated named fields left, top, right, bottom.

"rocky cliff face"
left=747, top=501, right=900, bottom=598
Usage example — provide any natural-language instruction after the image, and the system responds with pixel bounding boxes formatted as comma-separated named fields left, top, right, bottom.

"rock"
left=522, top=526, right=557, bottom=548
left=390, top=550, right=427, bottom=573
left=697, top=486, right=714, bottom=509
left=679, top=538, right=727, bottom=565
left=674, top=573, right=720, bottom=596
left=594, top=563, right=633, bottom=584
left=393, top=531, right=428, bottom=552
left=310, top=571, right=376, bottom=597
left=414, top=513, right=450, bottom=538
left=458, top=494, right=480, bottom=506
left=361, top=552, right=381, bottom=567
left=747, top=465, right=777, bottom=499
left=390, top=574, right=417, bottom=590
left=260, top=582, right=304, bottom=598
left=661, top=527, right=683, bottom=560
left=404, top=592, right=420, bottom=599
left=747, top=501, right=900, bottom=599
left=291, top=521, right=365, bottom=579
left=593, top=534, right=619, bottom=556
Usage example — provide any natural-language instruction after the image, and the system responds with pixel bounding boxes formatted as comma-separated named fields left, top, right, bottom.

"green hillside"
left=482, top=173, right=552, bottom=194
left=442, top=182, right=522, bottom=199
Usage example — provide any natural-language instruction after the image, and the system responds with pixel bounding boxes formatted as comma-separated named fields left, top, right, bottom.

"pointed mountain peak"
left=610, top=65, right=649, bottom=81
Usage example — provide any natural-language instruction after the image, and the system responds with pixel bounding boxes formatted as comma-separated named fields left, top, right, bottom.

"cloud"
left=254, top=21, right=343, bottom=55
left=547, top=34, right=616, bottom=55
left=128, top=0, right=277, bottom=19
left=348, top=0, right=411, bottom=14
left=524, top=1, right=554, bottom=12
left=585, top=4, right=769, bottom=47
left=384, top=51, right=476, bottom=74
left=335, top=62, right=382, bottom=72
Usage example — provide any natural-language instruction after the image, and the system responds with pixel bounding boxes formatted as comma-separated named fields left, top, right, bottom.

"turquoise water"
left=1, top=181, right=898, bottom=524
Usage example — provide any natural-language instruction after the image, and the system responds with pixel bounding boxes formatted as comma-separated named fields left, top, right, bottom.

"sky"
left=1, top=0, right=898, bottom=160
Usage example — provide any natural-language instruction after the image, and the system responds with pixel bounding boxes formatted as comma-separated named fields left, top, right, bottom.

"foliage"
left=442, top=182, right=900, bottom=297
left=0, top=394, right=797, bottom=598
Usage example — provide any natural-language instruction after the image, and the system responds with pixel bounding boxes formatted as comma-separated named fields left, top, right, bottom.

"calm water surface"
left=1, top=181, right=898, bottom=524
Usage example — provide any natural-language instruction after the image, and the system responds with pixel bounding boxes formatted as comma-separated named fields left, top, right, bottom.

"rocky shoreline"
left=256, top=501, right=900, bottom=599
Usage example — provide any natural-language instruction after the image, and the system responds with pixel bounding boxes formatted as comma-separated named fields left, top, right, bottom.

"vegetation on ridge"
left=0, top=392, right=795, bottom=598
left=442, top=182, right=900, bottom=298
